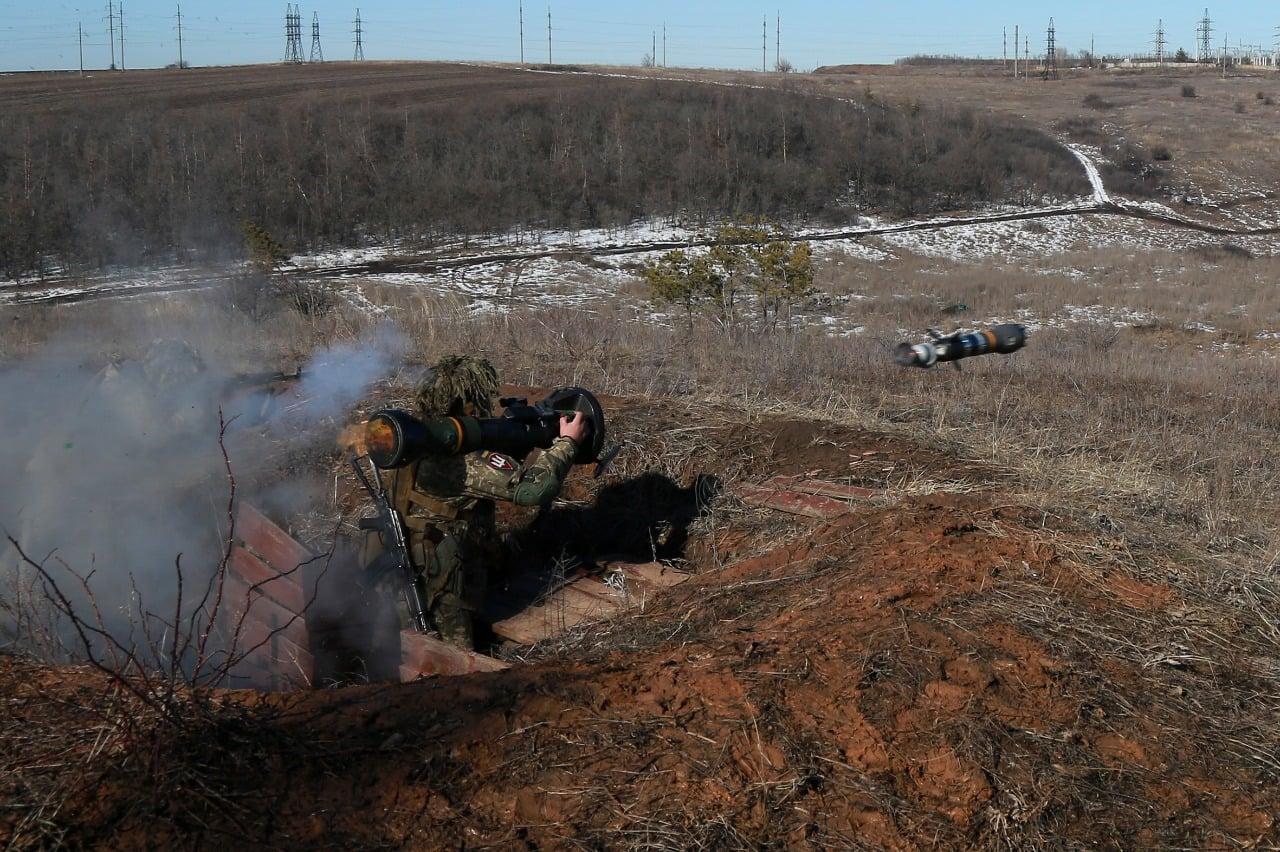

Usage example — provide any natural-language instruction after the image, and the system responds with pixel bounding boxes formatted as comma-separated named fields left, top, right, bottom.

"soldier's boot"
left=431, top=592, right=475, bottom=648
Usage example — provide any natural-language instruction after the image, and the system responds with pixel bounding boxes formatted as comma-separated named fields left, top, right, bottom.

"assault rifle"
left=350, top=453, right=431, bottom=632
left=895, top=324, right=1028, bottom=369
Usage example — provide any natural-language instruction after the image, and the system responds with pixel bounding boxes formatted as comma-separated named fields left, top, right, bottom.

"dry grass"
left=5, top=268, right=1276, bottom=566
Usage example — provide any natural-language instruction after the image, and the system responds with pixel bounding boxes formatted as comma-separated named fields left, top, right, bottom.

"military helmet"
left=416, top=354, right=498, bottom=417
left=140, top=338, right=205, bottom=387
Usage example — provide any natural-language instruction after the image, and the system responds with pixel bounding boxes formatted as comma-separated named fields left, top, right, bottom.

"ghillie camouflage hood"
left=416, top=355, right=498, bottom=417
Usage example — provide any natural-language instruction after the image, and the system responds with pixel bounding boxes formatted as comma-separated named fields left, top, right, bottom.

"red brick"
left=399, top=630, right=509, bottom=678
left=229, top=547, right=307, bottom=616
left=223, top=575, right=309, bottom=649
left=237, top=614, right=315, bottom=683
left=236, top=502, right=315, bottom=578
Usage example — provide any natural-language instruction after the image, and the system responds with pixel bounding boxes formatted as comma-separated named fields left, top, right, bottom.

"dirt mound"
left=2, top=400, right=1277, bottom=849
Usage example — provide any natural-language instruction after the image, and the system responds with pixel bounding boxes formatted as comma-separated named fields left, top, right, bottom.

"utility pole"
left=1197, top=8, right=1213, bottom=64
left=78, top=22, right=84, bottom=75
left=547, top=6, right=552, bottom=65
left=118, top=1, right=125, bottom=71
left=1014, top=24, right=1019, bottom=77
left=176, top=4, right=184, bottom=68
left=1003, top=27, right=1007, bottom=69
left=310, top=12, right=324, bottom=62
left=776, top=10, right=781, bottom=70
left=762, top=16, right=766, bottom=72
left=1091, top=34, right=1095, bottom=67
left=354, top=8, right=365, bottom=61
left=1155, top=19, right=1165, bottom=64
left=107, top=0, right=117, bottom=70
left=1024, top=34, right=1030, bottom=78
left=518, top=1, right=524, bottom=64
left=652, top=30, right=656, bottom=66
left=663, top=23, right=666, bottom=67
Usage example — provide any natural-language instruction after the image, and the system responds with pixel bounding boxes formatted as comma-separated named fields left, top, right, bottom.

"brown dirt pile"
left=2, top=399, right=1277, bottom=849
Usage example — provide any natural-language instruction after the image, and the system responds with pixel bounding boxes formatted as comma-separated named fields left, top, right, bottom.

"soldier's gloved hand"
left=559, top=411, right=588, bottom=445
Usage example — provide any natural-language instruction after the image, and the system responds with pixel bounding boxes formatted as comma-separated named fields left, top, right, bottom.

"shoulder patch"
left=485, top=453, right=517, bottom=472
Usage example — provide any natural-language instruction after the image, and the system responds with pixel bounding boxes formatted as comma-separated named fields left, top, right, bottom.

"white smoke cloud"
left=0, top=314, right=405, bottom=668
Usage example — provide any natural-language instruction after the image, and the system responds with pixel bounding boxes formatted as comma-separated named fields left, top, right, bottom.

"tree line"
left=0, top=78, right=1086, bottom=278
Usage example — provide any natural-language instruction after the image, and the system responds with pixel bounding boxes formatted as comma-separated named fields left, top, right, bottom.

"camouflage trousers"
left=365, top=521, right=487, bottom=648
left=421, top=521, right=491, bottom=646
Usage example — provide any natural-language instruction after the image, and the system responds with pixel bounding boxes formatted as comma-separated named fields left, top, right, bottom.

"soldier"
left=367, top=354, right=587, bottom=647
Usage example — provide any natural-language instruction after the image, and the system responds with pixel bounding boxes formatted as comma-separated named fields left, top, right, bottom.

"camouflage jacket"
left=389, top=436, right=579, bottom=528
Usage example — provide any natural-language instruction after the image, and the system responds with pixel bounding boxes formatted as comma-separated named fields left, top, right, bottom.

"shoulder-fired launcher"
left=357, top=387, right=611, bottom=471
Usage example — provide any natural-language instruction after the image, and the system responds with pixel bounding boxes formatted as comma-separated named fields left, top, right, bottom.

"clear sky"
left=2, top=1, right=1276, bottom=73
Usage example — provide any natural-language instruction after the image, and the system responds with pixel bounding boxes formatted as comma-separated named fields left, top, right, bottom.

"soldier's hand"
left=559, top=411, right=588, bottom=445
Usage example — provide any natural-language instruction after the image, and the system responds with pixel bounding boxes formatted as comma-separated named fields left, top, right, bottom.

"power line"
left=310, top=11, right=323, bottom=62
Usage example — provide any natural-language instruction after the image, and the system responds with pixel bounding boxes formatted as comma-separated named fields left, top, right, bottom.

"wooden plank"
left=491, top=606, right=595, bottom=645
left=608, top=561, right=691, bottom=590
left=223, top=575, right=309, bottom=649
left=734, top=483, right=854, bottom=520
left=236, top=502, right=315, bottom=577
left=490, top=583, right=616, bottom=645
left=489, top=611, right=557, bottom=645
left=766, top=476, right=880, bottom=502
left=399, top=631, right=509, bottom=679
left=558, top=582, right=623, bottom=618
left=230, top=547, right=307, bottom=616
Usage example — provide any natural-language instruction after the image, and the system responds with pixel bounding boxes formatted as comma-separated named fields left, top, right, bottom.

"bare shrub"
left=1082, top=93, right=1115, bottom=110
left=1054, top=116, right=1105, bottom=143
left=1102, top=142, right=1166, bottom=198
left=0, top=75, right=1085, bottom=279
left=1181, top=84, right=1197, bottom=98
